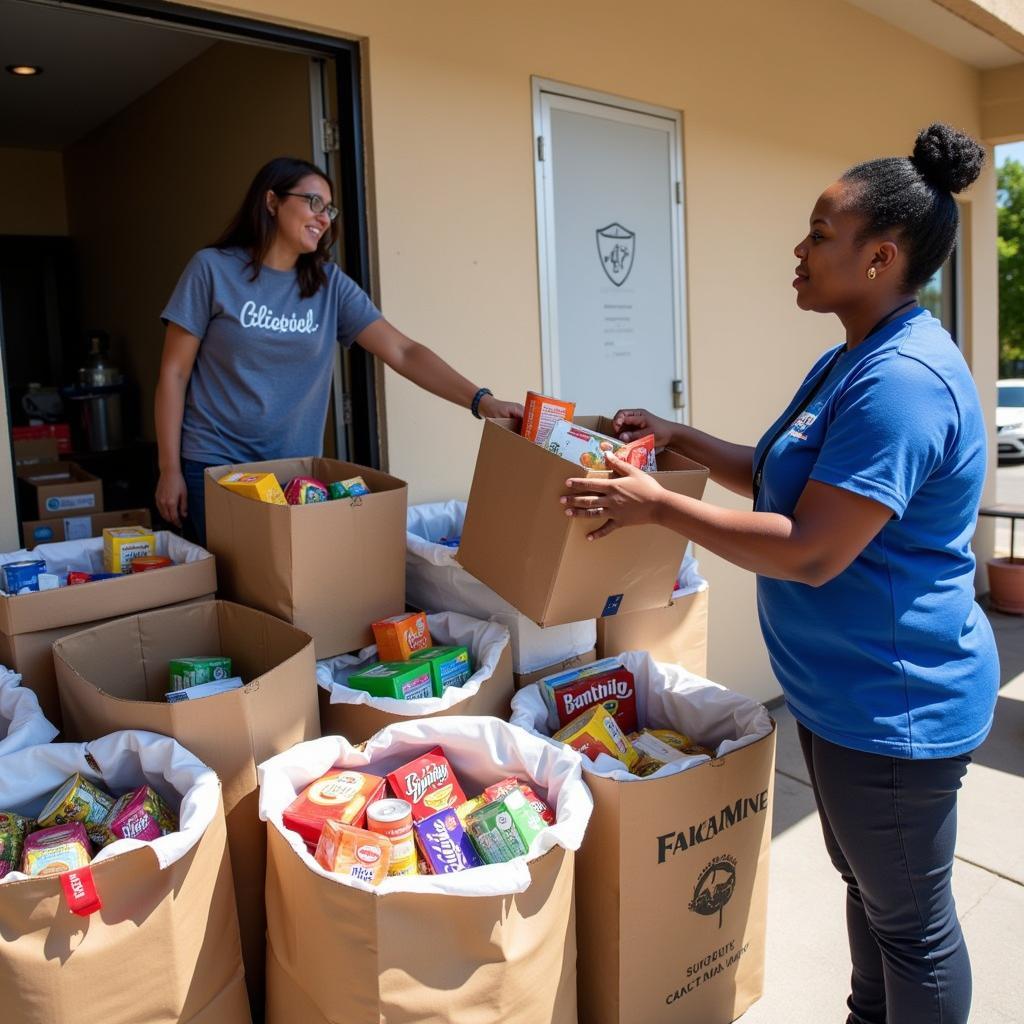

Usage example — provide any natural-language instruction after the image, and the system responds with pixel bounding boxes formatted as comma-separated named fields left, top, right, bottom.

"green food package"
left=408, top=645, right=472, bottom=696
left=168, top=656, right=233, bottom=693
left=347, top=661, right=434, bottom=700
left=463, top=788, right=548, bottom=864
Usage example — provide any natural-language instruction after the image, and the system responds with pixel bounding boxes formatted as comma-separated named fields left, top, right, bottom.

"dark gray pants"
left=797, top=723, right=972, bottom=1024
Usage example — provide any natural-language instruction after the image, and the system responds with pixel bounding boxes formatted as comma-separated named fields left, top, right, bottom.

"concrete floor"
left=738, top=602, right=1024, bottom=1024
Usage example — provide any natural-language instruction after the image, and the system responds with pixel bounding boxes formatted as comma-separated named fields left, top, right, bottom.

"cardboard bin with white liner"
left=511, top=651, right=775, bottom=1024
left=258, top=717, right=593, bottom=1024
left=406, top=500, right=597, bottom=674
left=0, top=664, right=58, bottom=756
left=205, top=457, right=406, bottom=658
left=597, top=552, right=710, bottom=675
left=0, top=730, right=251, bottom=1024
left=316, top=611, right=513, bottom=743
left=52, top=599, right=319, bottom=1017
left=0, top=532, right=216, bottom=729
left=457, top=418, right=709, bottom=627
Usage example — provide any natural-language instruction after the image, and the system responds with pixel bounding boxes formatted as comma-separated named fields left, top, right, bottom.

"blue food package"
left=413, top=806, right=483, bottom=873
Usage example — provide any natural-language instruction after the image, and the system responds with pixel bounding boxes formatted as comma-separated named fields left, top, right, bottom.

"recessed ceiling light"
left=5, top=65, right=43, bottom=77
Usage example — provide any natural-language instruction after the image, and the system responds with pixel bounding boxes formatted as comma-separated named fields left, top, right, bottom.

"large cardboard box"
left=205, top=457, right=407, bottom=657
left=22, top=507, right=152, bottom=549
left=457, top=418, right=709, bottom=626
left=17, top=461, right=103, bottom=519
left=53, top=600, right=320, bottom=1017
left=12, top=437, right=59, bottom=465
left=513, top=647, right=596, bottom=691
left=0, top=533, right=216, bottom=728
left=597, top=588, right=709, bottom=676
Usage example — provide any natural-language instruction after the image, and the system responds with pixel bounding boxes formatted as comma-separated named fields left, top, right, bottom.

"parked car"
left=997, top=379, right=1024, bottom=460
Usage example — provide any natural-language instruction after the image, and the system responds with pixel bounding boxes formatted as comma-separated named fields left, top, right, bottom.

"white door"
left=533, top=81, right=688, bottom=422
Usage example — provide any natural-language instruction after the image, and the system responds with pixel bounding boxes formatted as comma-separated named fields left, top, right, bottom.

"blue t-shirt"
left=754, top=308, right=998, bottom=759
left=161, top=247, right=381, bottom=464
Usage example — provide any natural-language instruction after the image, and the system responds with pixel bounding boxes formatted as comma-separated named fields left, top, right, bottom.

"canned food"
left=130, top=556, right=173, bottom=573
left=22, top=823, right=93, bottom=877
left=366, top=798, right=416, bottom=876
left=2, top=559, right=46, bottom=594
left=37, top=773, right=115, bottom=832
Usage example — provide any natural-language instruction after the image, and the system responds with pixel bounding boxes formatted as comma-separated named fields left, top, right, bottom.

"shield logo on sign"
left=596, top=222, right=636, bottom=286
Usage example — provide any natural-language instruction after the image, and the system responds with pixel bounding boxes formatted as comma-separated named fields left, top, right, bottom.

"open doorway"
left=0, top=0, right=378, bottom=550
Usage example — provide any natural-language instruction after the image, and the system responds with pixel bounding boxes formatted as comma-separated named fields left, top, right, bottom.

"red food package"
left=283, top=769, right=386, bottom=846
left=386, top=746, right=467, bottom=822
left=484, top=777, right=556, bottom=826
left=618, top=433, right=657, bottom=472
left=551, top=666, right=639, bottom=734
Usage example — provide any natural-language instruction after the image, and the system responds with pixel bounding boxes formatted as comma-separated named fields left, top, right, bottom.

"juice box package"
left=105, top=785, right=178, bottom=843
left=483, top=777, right=556, bottom=826
left=371, top=611, right=432, bottom=661
left=463, top=788, right=549, bottom=865
left=520, top=391, right=576, bottom=446
left=284, top=769, right=387, bottom=846
left=407, top=646, right=472, bottom=696
left=412, top=806, right=484, bottom=874
left=168, top=656, right=233, bottom=693
left=545, top=664, right=639, bottom=734
left=103, top=526, right=157, bottom=573
left=22, top=822, right=93, bottom=877
left=544, top=420, right=657, bottom=474
left=552, top=703, right=639, bottom=768
left=314, top=820, right=392, bottom=886
left=347, top=661, right=434, bottom=701
left=218, top=471, right=287, bottom=505
left=36, top=773, right=115, bottom=833
left=386, top=746, right=467, bottom=822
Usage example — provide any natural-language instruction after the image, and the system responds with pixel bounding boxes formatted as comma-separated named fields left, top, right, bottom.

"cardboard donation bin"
left=17, top=461, right=103, bottom=520
left=22, top=507, right=152, bottom=549
left=205, top=457, right=407, bottom=657
left=407, top=501, right=596, bottom=674
left=457, top=418, right=709, bottom=627
left=0, top=665, right=58, bottom=756
left=317, top=611, right=514, bottom=743
left=0, top=533, right=216, bottom=729
left=597, top=554, right=710, bottom=676
left=258, top=718, right=593, bottom=1024
left=52, top=600, right=319, bottom=1016
left=511, top=651, right=775, bottom=1024
left=514, top=647, right=596, bottom=691
left=0, top=730, right=251, bottom=1024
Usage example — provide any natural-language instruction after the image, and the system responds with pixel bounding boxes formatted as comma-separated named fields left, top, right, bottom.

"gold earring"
left=867, top=267, right=877, bottom=280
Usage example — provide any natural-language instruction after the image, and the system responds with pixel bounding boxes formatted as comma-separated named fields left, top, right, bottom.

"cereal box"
left=544, top=420, right=657, bottom=474
left=218, top=471, right=288, bottom=505
left=386, top=747, right=467, bottom=822
left=347, top=661, right=434, bottom=700
left=413, top=807, right=483, bottom=874
left=546, top=664, right=638, bottom=734
left=314, top=820, right=392, bottom=885
left=407, top=645, right=472, bottom=696
left=103, top=526, right=157, bottom=573
left=284, top=769, right=386, bottom=845
left=521, top=391, right=576, bottom=446
left=552, top=704, right=639, bottom=768
left=371, top=611, right=432, bottom=661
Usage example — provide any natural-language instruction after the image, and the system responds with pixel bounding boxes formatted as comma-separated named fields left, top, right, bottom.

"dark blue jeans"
left=797, top=723, right=972, bottom=1024
left=180, top=458, right=216, bottom=549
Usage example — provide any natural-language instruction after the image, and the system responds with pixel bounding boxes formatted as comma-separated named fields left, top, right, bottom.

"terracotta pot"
left=987, top=557, right=1024, bottom=614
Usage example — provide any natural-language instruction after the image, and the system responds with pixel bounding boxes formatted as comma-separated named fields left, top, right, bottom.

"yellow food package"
left=218, top=471, right=287, bottom=505
left=103, top=526, right=157, bottom=574
left=455, top=795, right=489, bottom=825
left=553, top=704, right=639, bottom=768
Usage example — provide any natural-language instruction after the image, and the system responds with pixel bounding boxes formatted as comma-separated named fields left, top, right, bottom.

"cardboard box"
left=12, top=437, right=59, bottom=465
left=205, top=457, right=407, bottom=657
left=0, top=533, right=216, bottom=728
left=17, top=461, right=103, bottom=520
left=513, top=647, right=597, bottom=691
left=597, top=588, right=709, bottom=677
left=457, top=418, right=708, bottom=627
left=53, top=600, right=320, bottom=1017
left=22, top=508, right=152, bottom=549
left=12, top=422, right=71, bottom=453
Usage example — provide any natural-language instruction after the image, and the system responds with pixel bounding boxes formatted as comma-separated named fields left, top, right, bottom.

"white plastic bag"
left=316, top=611, right=509, bottom=714
left=258, top=715, right=593, bottom=897
left=0, top=665, right=58, bottom=756
left=674, top=547, right=708, bottom=597
left=510, top=650, right=772, bottom=783
left=406, top=501, right=595, bottom=674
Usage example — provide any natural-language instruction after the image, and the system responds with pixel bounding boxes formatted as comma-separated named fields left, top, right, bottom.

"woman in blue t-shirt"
left=156, top=156, right=521, bottom=544
left=564, top=124, right=998, bottom=1024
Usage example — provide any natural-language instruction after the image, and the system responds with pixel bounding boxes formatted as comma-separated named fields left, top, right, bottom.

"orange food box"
left=521, top=391, right=576, bottom=446
left=315, top=820, right=392, bottom=885
left=283, top=769, right=386, bottom=846
left=371, top=611, right=432, bottom=661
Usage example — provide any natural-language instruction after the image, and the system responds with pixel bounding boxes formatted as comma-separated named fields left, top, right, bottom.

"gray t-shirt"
left=161, top=247, right=381, bottom=464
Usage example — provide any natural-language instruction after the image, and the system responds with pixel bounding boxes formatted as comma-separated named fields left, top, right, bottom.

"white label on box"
left=45, top=493, right=97, bottom=512
left=62, top=515, right=94, bottom=540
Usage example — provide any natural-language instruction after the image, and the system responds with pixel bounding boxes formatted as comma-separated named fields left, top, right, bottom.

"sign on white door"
left=534, top=82, right=688, bottom=423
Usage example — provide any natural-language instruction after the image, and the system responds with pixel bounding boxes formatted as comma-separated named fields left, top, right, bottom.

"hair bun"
left=911, top=123, right=985, bottom=194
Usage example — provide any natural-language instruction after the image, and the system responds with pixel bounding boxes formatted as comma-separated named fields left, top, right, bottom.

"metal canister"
left=130, top=556, right=173, bottom=573
left=36, top=773, right=115, bottom=831
left=2, top=559, right=46, bottom=594
left=366, top=798, right=416, bottom=876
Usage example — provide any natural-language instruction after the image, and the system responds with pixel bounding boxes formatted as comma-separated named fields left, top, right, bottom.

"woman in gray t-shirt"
left=157, top=156, right=521, bottom=544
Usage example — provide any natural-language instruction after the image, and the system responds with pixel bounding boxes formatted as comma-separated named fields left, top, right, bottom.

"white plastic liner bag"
left=675, top=546, right=708, bottom=598
left=0, top=665, right=58, bottom=756
left=510, top=650, right=773, bottom=783
left=406, top=501, right=596, bottom=673
left=258, top=715, right=593, bottom=897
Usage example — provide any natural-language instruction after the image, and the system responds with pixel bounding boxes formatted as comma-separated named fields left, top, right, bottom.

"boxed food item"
left=329, top=476, right=371, bottom=499
left=541, top=657, right=638, bottom=733
left=12, top=437, right=59, bottom=465
left=103, top=526, right=157, bottom=574
left=11, top=422, right=71, bottom=453
left=347, top=661, right=434, bottom=701
left=168, top=656, right=233, bottom=693
left=21, top=821, right=93, bottom=876
left=544, top=420, right=657, bottom=474
left=284, top=476, right=329, bottom=505
left=413, top=805, right=483, bottom=873
left=551, top=704, right=639, bottom=768
left=17, top=461, right=103, bottom=521
left=314, top=820, right=392, bottom=885
left=386, top=746, right=467, bottom=822
left=165, top=676, right=244, bottom=702
left=371, top=611, right=432, bottom=661
left=521, top=391, right=576, bottom=446
left=283, top=768, right=387, bottom=846
left=464, top=788, right=549, bottom=864
left=105, top=785, right=177, bottom=843
left=218, top=471, right=287, bottom=505
left=407, top=645, right=471, bottom=696
left=484, top=777, right=556, bottom=826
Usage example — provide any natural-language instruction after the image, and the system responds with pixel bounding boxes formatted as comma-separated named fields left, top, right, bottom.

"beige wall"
left=0, top=148, right=68, bottom=236
left=63, top=40, right=313, bottom=441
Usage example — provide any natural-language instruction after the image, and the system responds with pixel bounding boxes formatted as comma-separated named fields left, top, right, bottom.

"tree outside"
left=999, top=158, right=1024, bottom=377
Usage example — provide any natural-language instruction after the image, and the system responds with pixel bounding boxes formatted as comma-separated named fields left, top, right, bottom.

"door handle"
left=672, top=379, right=685, bottom=410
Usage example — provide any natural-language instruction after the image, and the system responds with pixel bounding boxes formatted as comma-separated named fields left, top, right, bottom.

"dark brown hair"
left=212, top=156, right=337, bottom=299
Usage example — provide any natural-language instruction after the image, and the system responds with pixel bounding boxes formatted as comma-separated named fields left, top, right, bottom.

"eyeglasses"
left=280, top=192, right=339, bottom=221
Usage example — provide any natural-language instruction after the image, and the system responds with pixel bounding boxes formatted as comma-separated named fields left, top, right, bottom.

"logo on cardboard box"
left=688, top=854, right=737, bottom=928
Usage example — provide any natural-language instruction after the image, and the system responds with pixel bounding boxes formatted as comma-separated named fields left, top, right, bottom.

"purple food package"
left=106, top=786, right=167, bottom=842
left=413, top=806, right=483, bottom=874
